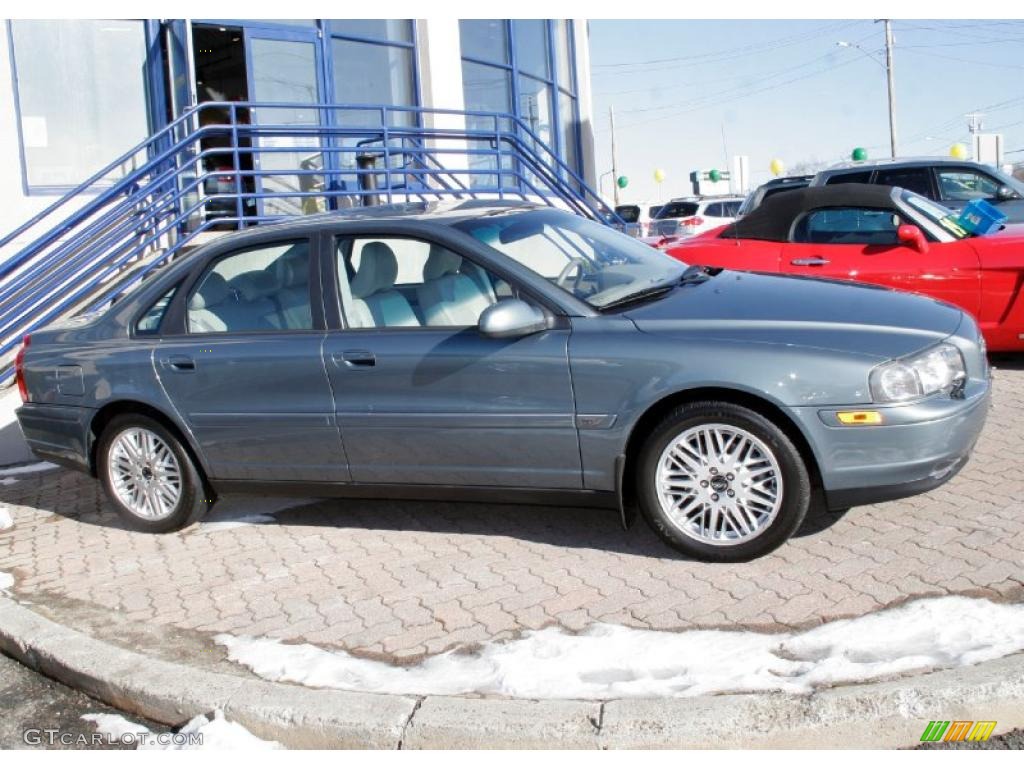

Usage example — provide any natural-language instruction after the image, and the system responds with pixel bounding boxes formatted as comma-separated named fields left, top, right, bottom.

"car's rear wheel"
left=98, top=414, right=209, bottom=532
left=636, top=401, right=810, bottom=562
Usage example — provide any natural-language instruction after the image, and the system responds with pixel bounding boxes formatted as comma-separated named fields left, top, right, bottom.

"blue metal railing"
left=0, top=102, right=619, bottom=382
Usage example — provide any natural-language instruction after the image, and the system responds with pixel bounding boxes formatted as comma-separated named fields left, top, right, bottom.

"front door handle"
left=790, top=258, right=830, bottom=266
left=333, top=350, right=376, bottom=368
left=160, top=355, right=195, bottom=372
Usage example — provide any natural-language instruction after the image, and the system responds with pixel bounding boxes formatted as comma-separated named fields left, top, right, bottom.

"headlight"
left=869, top=343, right=966, bottom=403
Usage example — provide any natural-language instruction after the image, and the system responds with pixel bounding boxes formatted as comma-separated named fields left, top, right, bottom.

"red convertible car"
left=665, top=184, right=1024, bottom=351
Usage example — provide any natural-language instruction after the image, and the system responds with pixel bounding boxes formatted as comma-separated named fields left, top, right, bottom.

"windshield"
left=901, top=191, right=970, bottom=240
left=453, top=209, right=687, bottom=309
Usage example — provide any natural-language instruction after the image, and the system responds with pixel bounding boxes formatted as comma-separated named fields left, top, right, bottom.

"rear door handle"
left=333, top=350, right=376, bottom=368
left=790, top=258, right=830, bottom=266
left=160, top=355, right=195, bottom=372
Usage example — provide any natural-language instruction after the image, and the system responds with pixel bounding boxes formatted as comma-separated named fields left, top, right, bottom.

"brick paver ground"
left=2, top=360, right=1023, bottom=662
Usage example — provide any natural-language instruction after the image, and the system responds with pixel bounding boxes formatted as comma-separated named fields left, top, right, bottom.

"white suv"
left=646, top=196, right=745, bottom=242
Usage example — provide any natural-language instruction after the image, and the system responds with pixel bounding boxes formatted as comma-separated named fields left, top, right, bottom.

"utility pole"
left=882, top=19, right=898, bottom=159
left=609, top=106, right=621, bottom=206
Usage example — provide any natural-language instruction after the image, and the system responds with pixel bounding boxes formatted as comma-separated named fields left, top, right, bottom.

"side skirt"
left=212, top=479, right=620, bottom=511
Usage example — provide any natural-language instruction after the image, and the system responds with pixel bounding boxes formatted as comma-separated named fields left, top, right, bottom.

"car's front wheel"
left=636, top=401, right=810, bottom=562
left=97, top=414, right=210, bottom=532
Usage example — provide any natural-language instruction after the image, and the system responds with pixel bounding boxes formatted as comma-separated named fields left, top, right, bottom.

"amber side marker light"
left=837, top=410, right=883, bottom=425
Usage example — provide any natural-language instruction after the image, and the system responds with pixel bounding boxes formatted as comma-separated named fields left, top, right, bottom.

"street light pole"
left=883, top=19, right=898, bottom=159
left=609, top=106, right=621, bottom=206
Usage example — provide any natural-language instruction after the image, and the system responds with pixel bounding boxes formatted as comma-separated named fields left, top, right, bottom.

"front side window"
left=825, top=170, right=872, bottom=185
left=336, top=237, right=511, bottom=329
left=187, top=241, right=312, bottom=334
left=936, top=169, right=1001, bottom=201
left=454, top=209, right=686, bottom=309
left=792, top=208, right=901, bottom=245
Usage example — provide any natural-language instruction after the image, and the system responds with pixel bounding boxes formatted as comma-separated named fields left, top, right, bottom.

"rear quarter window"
left=135, top=285, right=178, bottom=335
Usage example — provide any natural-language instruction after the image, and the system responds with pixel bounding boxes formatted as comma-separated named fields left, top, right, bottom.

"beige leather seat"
left=416, top=246, right=493, bottom=327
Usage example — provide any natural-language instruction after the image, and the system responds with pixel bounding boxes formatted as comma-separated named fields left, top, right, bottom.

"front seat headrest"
left=423, top=246, right=462, bottom=281
left=350, top=242, right=399, bottom=299
left=188, top=272, right=229, bottom=310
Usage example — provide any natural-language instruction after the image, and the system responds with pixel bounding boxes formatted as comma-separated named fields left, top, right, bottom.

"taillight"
left=681, top=216, right=705, bottom=229
left=14, top=335, right=30, bottom=403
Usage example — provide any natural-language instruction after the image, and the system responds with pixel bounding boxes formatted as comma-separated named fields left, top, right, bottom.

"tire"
left=97, top=414, right=210, bottom=532
left=636, top=401, right=810, bottom=562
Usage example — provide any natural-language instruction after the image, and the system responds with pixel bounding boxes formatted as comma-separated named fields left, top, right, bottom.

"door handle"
left=790, top=258, right=830, bottom=266
left=333, top=350, right=376, bottom=368
left=160, top=355, right=196, bottom=372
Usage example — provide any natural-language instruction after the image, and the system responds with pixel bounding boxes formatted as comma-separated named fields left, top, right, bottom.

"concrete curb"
left=1, top=595, right=1023, bottom=748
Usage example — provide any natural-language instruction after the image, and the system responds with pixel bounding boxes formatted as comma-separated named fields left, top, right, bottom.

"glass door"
left=244, top=26, right=327, bottom=218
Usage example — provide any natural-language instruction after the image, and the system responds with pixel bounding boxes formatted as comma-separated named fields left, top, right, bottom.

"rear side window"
left=825, top=171, right=872, bottom=185
left=793, top=207, right=900, bottom=245
left=614, top=205, right=640, bottom=223
left=874, top=168, right=933, bottom=197
left=187, top=240, right=312, bottom=334
left=657, top=201, right=699, bottom=219
left=135, top=286, right=177, bottom=335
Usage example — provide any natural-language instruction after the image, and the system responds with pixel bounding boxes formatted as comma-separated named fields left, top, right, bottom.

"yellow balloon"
left=950, top=143, right=969, bottom=160
left=653, top=168, right=666, bottom=184
left=770, top=158, right=785, bottom=176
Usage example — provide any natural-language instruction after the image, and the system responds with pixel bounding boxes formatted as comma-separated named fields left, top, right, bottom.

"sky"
left=587, top=19, right=1024, bottom=202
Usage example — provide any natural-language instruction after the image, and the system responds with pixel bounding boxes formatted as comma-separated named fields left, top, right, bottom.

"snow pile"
left=196, top=497, right=311, bottom=532
left=217, top=596, right=1024, bottom=700
left=83, top=710, right=281, bottom=750
left=0, top=506, right=12, bottom=530
left=0, top=571, right=13, bottom=592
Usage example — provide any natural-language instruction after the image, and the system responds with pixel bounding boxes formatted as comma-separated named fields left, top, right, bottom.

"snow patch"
left=154, top=710, right=281, bottom=750
left=84, top=710, right=280, bottom=750
left=0, top=571, right=13, bottom=592
left=196, top=496, right=312, bottom=532
left=0, top=461, right=57, bottom=477
left=82, top=713, right=151, bottom=740
left=217, top=596, right=1024, bottom=700
left=0, top=506, right=12, bottom=530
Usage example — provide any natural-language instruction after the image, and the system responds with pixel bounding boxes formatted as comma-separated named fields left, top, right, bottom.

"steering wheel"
left=555, top=258, right=587, bottom=291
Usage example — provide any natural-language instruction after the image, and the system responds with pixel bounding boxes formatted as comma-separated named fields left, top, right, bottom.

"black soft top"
left=720, top=183, right=898, bottom=241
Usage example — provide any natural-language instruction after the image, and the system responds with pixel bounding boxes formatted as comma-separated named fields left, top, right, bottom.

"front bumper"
left=790, top=378, right=990, bottom=510
left=15, top=402, right=94, bottom=473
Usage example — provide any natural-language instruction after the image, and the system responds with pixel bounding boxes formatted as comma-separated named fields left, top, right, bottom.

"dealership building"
left=0, top=18, right=597, bottom=245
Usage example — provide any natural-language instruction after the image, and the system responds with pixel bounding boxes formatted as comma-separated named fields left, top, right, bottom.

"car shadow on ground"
left=0, top=469, right=850, bottom=563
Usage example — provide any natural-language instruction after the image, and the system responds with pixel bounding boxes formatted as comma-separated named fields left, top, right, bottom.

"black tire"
left=636, top=401, right=811, bottom=562
left=97, top=414, right=210, bottom=532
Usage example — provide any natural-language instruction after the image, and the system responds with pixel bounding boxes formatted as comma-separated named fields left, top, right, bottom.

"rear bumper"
left=790, top=379, right=990, bottom=510
left=15, top=402, right=94, bottom=473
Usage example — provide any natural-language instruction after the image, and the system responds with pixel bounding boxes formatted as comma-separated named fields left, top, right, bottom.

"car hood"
left=624, top=270, right=964, bottom=361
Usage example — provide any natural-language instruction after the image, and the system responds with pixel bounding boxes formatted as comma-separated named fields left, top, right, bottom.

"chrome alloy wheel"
left=655, top=423, right=783, bottom=546
left=107, top=427, right=182, bottom=520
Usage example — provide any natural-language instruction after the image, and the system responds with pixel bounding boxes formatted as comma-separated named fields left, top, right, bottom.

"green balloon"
left=616, top=175, right=629, bottom=189
left=852, top=147, right=868, bottom=161
left=709, top=169, right=721, bottom=183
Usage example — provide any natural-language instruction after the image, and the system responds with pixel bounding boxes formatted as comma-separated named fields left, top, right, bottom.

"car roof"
left=821, top=157, right=990, bottom=172
left=248, top=200, right=546, bottom=234
left=720, top=183, right=898, bottom=241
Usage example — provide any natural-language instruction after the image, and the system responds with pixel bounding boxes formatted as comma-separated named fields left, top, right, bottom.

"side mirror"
left=996, top=185, right=1020, bottom=202
left=897, top=224, right=929, bottom=254
left=478, top=299, right=548, bottom=339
